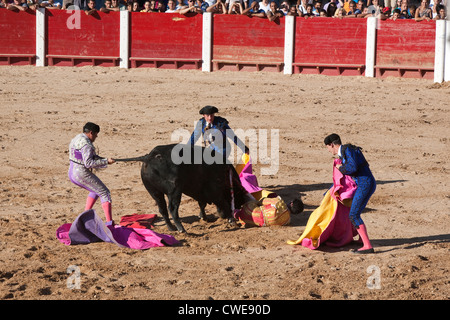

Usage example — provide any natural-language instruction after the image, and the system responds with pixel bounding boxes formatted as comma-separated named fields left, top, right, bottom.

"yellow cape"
left=287, top=190, right=337, bottom=247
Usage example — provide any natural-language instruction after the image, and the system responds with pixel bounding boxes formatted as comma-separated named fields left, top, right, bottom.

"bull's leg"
left=198, top=201, right=207, bottom=221
left=148, top=190, right=177, bottom=232
left=167, top=191, right=186, bottom=233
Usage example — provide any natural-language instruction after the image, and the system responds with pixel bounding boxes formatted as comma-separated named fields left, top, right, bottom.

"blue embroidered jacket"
left=189, top=116, right=247, bottom=155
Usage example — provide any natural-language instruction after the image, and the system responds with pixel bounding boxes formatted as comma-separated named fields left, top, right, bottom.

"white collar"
left=337, top=145, right=342, bottom=158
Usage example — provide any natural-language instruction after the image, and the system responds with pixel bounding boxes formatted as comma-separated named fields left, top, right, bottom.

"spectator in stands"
left=196, top=0, right=209, bottom=11
left=228, top=0, right=245, bottom=14
left=381, top=6, right=391, bottom=17
left=166, top=0, right=178, bottom=11
left=288, top=2, right=302, bottom=15
left=84, top=0, right=96, bottom=13
left=179, top=0, right=204, bottom=13
left=304, top=2, right=314, bottom=16
left=279, top=0, right=290, bottom=15
left=333, top=6, right=346, bottom=17
left=390, top=7, right=403, bottom=19
left=242, top=0, right=266, bottom=16
left=175, top=0, right=187, bottom=9
left=100, top=0, right=124, bottom=10
left=407, top=4, right=416, bottom=17
left=110, top=0, right=126, bottom=10
left=366, top=0, right=381, bottom=15
left=206, top=0, right=227, bottom=13
left=326, top=1, right=337, bottom=15
left=7, top=0, right=28, bottom=10
left=131, top=1, right=140, bottom=11
left=100, top=0, right=112, bottom=10
left=356, top=0, right=365, bottom=12
left=62, top=0, right=86, bottom=9
left=312, top=0, right=322, bottom=16
left=40, top=0, right=62, bottom=9
left=258, top=0, right=270, bottom=12
left=433, top=3, right=445, bottom=19
left=140, top=0, right=151, bottom=11
left=323, top=0, right=341, bottom=12
left=432, top=0, right=444, bottom=18
left=415, top=0, right=432, bottom=20
left=297, top=0, right=309, bottom=15
left=345, top=0, right=361, bottom=16
left=267, top=0, right=284, bottom=20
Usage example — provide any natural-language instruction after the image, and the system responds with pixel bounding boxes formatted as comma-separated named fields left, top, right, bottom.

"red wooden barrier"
left=375, top=19, right=435, bottom=79
left=0, top=9, right=36, bottom=65
left=212, top=15, right=285, bottom=72
left=130, top=12, right=202, bottom=69
left=46, top=10, right=120, bottom=67
left=293, top=18, right=367, bottom=76
left=0, top=11, right=440, bottom=80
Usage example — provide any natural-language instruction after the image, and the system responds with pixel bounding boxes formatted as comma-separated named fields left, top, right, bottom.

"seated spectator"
left=140, top=0, right=151, bottom=11
left=326, top=1, right=337, bottom=16
left=407, top=4, right=416, bottom=17
left=333, top=6, right=346, bottom=17
left=433, top=3, right=446, bottom=19
left=156, top=1, right=166, bottom=11
left=381, top=6, right=391, bottom=17
left=175, top=0, right=187, bottom=10
left=228, top=0, right=245, bottom=14
left=62, top=0, right=86, bottom=9
left=40, top=0, right=62, bottom=9
left=7, top=0, right=28, bottom=11
left=431, top=0, right=445, bottom=18
left=323, top=0, right=341, bottom=12
left=101, top=0, right=125, bottom=11
left=297, top=0, right=309, bottom=15
left=258, top=0, right=270, bottom=13
left=242, top=0, right=265, bottom=17
left=267, top=0, right=284, bottom=20
left=390, top=7, right=403, bottom=19
left=166, top=0, right=178, bottom=11
left=279, top=1, right=290, bottom=15
left=287, top=2, right=303, bottom=16
left=84, top=0, right=96, bottom=13
left=196, top=0, right=209, bottom=12
left=366, top=0, right=381, bottom=15
left=179, top=0, right=203, bottom=13
left=356, top=0, right=365, bottom=13
left=206, top=0, right=227, bottom=13
left=415, top=0, right=432, bottom=21
left=345, top=0, right=361, bottom=16
left=304, top=3, right=314, bottom=16
left=100, top=0, right=111, bottom=11
left=312, top=0, right=322, bottom=16
left=131, top=1, right=140, bottom=11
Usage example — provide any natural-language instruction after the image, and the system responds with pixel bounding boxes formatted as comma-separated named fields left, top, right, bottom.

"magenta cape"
left=287, top=159, right=357, bottom=249
left=56, top=210, right=179, bottom=250
left=238, top=157, right=262, bottom=194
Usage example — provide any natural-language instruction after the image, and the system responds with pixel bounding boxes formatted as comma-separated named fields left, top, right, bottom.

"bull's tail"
left=112, top=154, right=149, bottom=162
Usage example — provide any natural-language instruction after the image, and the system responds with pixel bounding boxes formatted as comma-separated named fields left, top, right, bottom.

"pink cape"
left=287, top=159, right=357, bottom=249
left=238, top=158, right=262, bottom=194
left=56, top=210, right=179, bottom=250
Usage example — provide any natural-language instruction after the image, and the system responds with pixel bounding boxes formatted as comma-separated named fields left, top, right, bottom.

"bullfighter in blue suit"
left=324, top=133, right=376, bottom=254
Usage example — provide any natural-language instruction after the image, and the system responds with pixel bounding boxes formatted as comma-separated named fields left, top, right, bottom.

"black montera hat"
left=199, top=105, right=219, bottom=115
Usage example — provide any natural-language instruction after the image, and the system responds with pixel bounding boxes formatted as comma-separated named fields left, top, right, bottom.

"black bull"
left=113, top=144, right=249, bottom=233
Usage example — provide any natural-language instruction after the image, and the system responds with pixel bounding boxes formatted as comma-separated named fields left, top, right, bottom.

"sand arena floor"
left=0, top=66, right=449, bottom=300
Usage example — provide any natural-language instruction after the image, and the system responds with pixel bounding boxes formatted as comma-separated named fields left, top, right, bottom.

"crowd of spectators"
left=1, top=0, right=447, bottom=21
